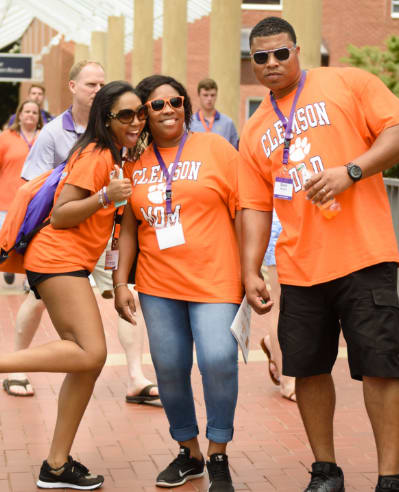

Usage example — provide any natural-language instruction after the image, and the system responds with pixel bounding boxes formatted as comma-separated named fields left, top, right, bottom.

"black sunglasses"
left=252, top=46, right=296, bottom=65
left=108, top=105, right=148, bottom=124
left=146, top=96, right=184, bottom=112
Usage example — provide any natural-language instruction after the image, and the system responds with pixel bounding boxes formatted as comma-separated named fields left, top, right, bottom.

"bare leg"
left=262, top=265, right=296, bottom=400
left=363, top=376, right=399, bottom=475
left=179, top=437, right=203, bottom=461
left=0, top=275, right=107, bottom=467
left=207, top=441, right=227, bottom=457
left=6, top=291, right=46, bottom=395
left=118, top=289, right=158, bottom=397
left=296, top=374, right=336, bottom=462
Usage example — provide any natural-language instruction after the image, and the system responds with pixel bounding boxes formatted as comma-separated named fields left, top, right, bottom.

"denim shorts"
left=278, top=262, right=399, bottom=381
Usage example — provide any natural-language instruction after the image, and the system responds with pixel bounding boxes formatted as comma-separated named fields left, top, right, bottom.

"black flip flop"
left=125, top=384, right=161, bottom=404
left=3, top=378, right=34, bottom=397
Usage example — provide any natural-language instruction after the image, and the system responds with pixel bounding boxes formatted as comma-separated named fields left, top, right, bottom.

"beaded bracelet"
left=113, top=282, right=128, bottom=290
left=102, top=186, right=111, bottom=205
left=98, top=189, right=108, bottom=209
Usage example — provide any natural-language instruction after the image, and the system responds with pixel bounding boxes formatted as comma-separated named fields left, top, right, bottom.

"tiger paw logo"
left=289, top=137, right=311, bottom=162
left=148, top=183, right=166, bottom=204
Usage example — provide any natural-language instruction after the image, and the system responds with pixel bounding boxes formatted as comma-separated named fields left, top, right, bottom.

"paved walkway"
left=0, top=275, right=377, bottom=491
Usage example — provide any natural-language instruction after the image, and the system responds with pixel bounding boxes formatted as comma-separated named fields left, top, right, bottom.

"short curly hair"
left=249, top=16, right=296, bottom=47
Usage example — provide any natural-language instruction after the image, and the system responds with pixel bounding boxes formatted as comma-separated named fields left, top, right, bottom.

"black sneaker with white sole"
left=206, top=453, right=234, bottom=492
left=156, top=446, right=205, bottom=488
left=37, top=456, right=104, bottom=490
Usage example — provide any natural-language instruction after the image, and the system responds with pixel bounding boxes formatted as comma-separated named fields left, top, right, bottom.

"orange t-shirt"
left=124, top=132, right=243, bottom=303
left=24, top=144, right=118, bottom=273
left=239, top=67, right=399, bottom=286
left=0, top=129, right=37, bottom=210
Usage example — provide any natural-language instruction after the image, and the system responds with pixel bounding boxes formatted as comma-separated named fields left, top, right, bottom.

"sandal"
left=259, top=336, right=280, bottom=386
left=3, top=378, right=34, bottom=396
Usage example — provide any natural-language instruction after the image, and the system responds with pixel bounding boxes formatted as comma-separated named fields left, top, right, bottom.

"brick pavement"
left=0, top=274, right=378, bottom=491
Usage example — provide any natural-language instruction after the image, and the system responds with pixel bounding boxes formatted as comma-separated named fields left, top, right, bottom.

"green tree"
left=343, top=36, right=399, bottom=177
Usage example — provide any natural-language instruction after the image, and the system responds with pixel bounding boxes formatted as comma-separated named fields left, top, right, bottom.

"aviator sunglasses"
left=108, top=105, right=148, bottom=124
left=146, top=95, right=185, bottom=112
left=252, top=46, right=296, bottom=65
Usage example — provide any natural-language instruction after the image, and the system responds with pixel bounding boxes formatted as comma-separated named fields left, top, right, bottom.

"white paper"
left=230, top=295, right=252, bottom=364
left=155, top=222, right=185, bottom=250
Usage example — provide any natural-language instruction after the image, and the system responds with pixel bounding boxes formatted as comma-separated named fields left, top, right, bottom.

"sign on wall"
left=0, top=54, right=36, bottom=82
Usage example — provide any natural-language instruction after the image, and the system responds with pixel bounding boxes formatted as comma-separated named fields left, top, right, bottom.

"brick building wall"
left=16, top=1, right=399, bottom=132
left=322, top=0, right=399, bottom=67
left=20, top=18, right=74, bottom=116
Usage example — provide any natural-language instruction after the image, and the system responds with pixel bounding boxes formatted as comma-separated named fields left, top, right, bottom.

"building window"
left=393, top=0, right=399, bottom=17
left=246, top=98, right=263, bottom=120
left=242, top=1, right=282, bottom=11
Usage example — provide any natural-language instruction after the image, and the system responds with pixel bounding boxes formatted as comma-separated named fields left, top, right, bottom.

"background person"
left=113, top=74, right=242, bottom=492
left=259, top=210, right=296, bottom=402
left=239, top=16, right=399, bottom=492
left=93, top=247, right=160, bottom=404
left=190, top=78, right=239, bottom=148
left=0, top=81, right=147, bottom=489
left=8, top=84, right=53, bottom=127
left=0, top=100, right=42, bottom=289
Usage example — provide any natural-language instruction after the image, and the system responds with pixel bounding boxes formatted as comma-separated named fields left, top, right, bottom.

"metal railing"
left=384, top=178, right=399, bottom=246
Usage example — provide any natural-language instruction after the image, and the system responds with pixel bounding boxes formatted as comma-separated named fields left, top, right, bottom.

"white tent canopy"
left=0, top=0, right=212, bottom=53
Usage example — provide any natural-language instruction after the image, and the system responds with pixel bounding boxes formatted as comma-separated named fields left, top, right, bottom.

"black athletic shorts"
left=278, top=262, right=399, bottom=381
left=26, top=269, right=90, bottom=300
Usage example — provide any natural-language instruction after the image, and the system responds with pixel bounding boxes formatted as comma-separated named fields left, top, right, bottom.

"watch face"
left=349, top=164, right=362, bottom=180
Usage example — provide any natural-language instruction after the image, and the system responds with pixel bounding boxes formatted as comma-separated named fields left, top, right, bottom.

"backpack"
left=0, top=162, right=67, bottom=273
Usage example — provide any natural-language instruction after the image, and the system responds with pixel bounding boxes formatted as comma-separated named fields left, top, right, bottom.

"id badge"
left=105, top=249, right=119, bottom=270
left=155, top=222, right=186, bottom=250
left=274, top=176, right=293, bottom=200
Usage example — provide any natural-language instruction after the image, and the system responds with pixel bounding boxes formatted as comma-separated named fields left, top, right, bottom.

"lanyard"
left=270, top=70, right=306, bottom=169
left=198, top=110, right=215, bottom=132
left=20, top=130, right=36, bottom=149
left=153, top=132, right=188, bottom=215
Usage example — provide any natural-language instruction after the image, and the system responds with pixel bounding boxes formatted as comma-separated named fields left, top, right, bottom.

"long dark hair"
left=68, top=80, right=147, bottom=164
left=136, top=75, right=192, bottom=145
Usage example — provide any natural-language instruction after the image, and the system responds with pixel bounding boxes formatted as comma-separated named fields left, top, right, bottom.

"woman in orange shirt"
left=0, top=81, right=147, bottom=490
left=0, top=99, right=42, bottom=284
left=114, top=75, right=242, bottom=492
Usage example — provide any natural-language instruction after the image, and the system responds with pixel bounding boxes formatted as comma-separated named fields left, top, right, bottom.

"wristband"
left=98, top=189, right=108, bottom=209
left=113, top=282, right=128, bottom=290
left=103, top=186, right=111, bottom=204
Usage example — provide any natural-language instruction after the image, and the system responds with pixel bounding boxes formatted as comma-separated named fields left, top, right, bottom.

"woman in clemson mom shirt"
left=113, top=75, right=242, bottom=492
left=0, top=81, right=147, bottom=490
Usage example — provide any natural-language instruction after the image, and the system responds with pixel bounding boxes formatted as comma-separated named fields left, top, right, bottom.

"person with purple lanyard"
left=113, top=74, right=242, bottom=492
left=239, top=16, right=399, bottom=492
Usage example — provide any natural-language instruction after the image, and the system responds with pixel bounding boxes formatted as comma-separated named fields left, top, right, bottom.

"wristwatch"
left=346, top=162, right=362, bottom=182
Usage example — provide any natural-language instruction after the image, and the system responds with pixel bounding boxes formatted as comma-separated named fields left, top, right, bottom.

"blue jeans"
left=139, top=293, right=239, bottom=443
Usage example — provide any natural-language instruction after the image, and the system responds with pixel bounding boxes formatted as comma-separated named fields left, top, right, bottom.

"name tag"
left=155, top=222, right=186, bottom=250
left=105, top=249, right=119, bottom=270
left=274, top=176, right=293, bottom=200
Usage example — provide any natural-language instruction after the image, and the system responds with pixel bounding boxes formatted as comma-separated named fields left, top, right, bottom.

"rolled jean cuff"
left=206, top=425, right=234, bottom=443
left=170, top=424, right=199, bottom=442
